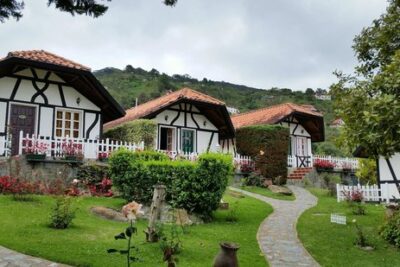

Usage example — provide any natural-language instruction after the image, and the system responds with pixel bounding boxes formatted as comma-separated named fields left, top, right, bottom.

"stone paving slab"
left=0, top=246, right=70, bottom=267
left=230, top=186, right=320, bottom=267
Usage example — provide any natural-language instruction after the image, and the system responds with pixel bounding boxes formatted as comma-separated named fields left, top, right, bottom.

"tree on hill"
left=0, top=0, right=178, bottom=22
left=331, top=0, right=400, bottom=157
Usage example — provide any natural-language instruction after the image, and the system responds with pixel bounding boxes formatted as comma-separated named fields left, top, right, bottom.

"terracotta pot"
left=213, top=242, right=240, bottom=267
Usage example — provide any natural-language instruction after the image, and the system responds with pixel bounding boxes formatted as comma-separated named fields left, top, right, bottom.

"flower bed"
left=314, top=159, right=336, bottom=171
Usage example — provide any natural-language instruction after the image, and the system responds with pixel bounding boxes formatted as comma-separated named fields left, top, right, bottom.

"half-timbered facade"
left=104, top=88, right=235, bottom=154
left=0, top=50, right=125, bottom=156
left=231, top=103, right=325, bottom=167
left=354, top=147, right=400, bottom=200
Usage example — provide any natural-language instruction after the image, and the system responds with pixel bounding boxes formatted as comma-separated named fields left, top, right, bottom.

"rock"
left=175, top=209, right=193, bottom=226
left=359, top=246, right=375, bottom=251
left=91, top=207, right=128, bottom=222
left=263, top=179, right=273, bottom=187
left=219, top=201, right=229, bottom=210
left=268, top=185, right=293, bottom=196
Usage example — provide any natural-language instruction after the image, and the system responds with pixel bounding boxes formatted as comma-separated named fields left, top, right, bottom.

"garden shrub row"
left=109, top=149, right=233, bottom=219
left=235, top=125, right=289, bottom=185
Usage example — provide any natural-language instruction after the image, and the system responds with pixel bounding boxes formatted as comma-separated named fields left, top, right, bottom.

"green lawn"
left=297, top=188, right=400, bottom=267
left=0, top=192, right=271, bottom=267
left=236, top=186, right=295, bottom=201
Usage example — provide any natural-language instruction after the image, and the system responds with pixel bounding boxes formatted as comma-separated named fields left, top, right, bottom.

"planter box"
left=25, top=154, right=46, bottom=161
left=64, top=156, right=82, bottom=162
left=316, top=167, right=334, bottom=172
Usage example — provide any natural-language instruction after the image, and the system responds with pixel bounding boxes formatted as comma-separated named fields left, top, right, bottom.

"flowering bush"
left=98, top=152, right=109, bottom=161
left=239, top=162, right=255, bottom=173
left=88, top=178, right=113, bottom=197
left=62, top=139, right=82, bottom=157
left=314, top=159, right=336, bottom=170
left=343, top=189, right=364, bottom=203
left=24, top=139, right=48, bottom=154
left=341, top=162, right=353, bottom=171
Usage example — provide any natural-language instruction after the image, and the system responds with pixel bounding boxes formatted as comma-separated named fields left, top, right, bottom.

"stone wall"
left=1, top=156, right=80, bottom=182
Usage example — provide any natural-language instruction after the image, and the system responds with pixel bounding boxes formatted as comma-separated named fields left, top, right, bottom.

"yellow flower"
left=122, top=201, right=144, bottom=221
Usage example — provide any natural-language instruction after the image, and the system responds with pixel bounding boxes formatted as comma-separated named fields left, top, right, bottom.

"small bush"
left=242, top=172, right=264, bottom=187
left=50, top=196, right=75, bottom=229
left=76, top=164, right=109, bottom=185
left=352, top=203, right=366, bottom=215
left=380, top=211, right=400, bottom=248
left=109, top=151, right=233, bottom=219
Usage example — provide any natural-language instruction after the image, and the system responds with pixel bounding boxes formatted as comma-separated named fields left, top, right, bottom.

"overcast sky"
left=0, top=0, right=388, bottom=91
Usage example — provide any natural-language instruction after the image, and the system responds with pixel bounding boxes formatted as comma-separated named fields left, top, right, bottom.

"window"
left=181, top=129, right=195, bottom=153
left=159, top=127, right=176, bottom=151
left=55, top=109, right=81, bottom=138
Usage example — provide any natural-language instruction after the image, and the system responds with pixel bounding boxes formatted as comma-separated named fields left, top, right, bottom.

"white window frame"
left=158, top=125, right=177, bottom=151
left=180, top=128, right=196, bottom=153
left=54, top=108, right=83, bottom=138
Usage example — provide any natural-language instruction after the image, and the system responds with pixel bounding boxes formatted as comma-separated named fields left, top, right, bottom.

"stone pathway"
left=230, top=186, right=320, bottom=267
left=0, top=246, right=69, bottom=267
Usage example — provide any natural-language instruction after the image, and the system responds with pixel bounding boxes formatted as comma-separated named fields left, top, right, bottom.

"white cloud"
left=0, top=0, right=388, bottom=90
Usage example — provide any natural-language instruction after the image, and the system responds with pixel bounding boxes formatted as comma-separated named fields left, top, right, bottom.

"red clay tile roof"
left=231, top=103, right=323, bottom=129
left=4, top=50, right=90, bottom=71
left=104, top=88, right=226, bottom=130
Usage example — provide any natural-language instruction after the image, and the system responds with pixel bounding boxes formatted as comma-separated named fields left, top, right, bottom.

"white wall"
left=220, top=138, right=235, bottom=154
left=379, top=154, right=400, bottom=199
left=85, top=112, right=101, bottom=139
left=0, top=102, right=7, bottom=133
left=39, top=107, right=53, bottom=136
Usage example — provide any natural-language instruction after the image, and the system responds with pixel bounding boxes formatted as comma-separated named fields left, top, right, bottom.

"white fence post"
left=385, top=182, right=390, bottom=204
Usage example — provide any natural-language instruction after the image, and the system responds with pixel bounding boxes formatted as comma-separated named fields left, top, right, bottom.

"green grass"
left=297, top=188, right=400, bottom=267
left=235, top=185, right=295, bottom=201
left=0, top=193, right=271, bottom=267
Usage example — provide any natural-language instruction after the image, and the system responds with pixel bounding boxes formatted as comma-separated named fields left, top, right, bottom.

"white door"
left=296, top=137, right=308, bottom=156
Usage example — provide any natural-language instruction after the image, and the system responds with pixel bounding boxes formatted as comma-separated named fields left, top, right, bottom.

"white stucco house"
left=104, top=88, right=235, bottom=154
left=231, top=103, right=325, bottom=168
left=0, top=50, right=125, bottom=157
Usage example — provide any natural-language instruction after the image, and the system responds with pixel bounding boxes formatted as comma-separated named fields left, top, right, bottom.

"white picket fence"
left=0, top=135, right=10, bottom=157
left=314, top=155, right=358, bottom=170
left=158, top=150, right=253, bottom=167
left=19, top=132, right=144, bottom=160
left=337, top=183, right=390, bottom=204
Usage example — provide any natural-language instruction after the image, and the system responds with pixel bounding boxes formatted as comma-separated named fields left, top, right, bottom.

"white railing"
left=314, top=155, right=358, bottom=170
left=337, top=183, right=390, bottom=204
left=158, top=150, right=253, bottom=167
left=288, top=154, right=359, bottom=170
left=19, top=132, right=144, bottom=160
left=0, top=135, right=11, bottom=157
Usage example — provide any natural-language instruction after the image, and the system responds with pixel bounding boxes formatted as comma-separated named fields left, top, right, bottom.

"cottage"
left=231, top=103, right=325, bottom=168
left=104, top=88, right=235, bottom=154
left=0, top=50, right=125, bottom=157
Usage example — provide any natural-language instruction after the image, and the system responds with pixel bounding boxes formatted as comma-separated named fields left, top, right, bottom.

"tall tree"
left=0, top=0, right=178, bottom=22
left=331, top=0, right=400, bottom=158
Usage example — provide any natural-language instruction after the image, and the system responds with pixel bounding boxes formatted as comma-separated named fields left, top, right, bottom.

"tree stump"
left=145, top=184, right=166, bottom=242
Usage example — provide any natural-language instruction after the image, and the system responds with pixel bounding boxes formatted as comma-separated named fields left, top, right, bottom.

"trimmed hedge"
left=236, top=125, right=289, bottom=185
left=109, top=150, right=233, bottom=219
left=104, top=119, right=157, bottom=149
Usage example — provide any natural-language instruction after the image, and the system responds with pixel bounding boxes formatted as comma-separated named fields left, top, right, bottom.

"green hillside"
left=94, top=65, right=345, bottom=156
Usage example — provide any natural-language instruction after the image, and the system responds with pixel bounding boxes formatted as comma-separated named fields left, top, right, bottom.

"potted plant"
left=314, top=159, right=335, bottom=172
left=62, top=139, right=83, bottom=161
left=24, top=139, right=48, bottom=161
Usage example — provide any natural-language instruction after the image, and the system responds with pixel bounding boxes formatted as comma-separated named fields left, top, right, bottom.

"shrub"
left=109, top=151, right=233, bottom=219
left=88, top=178, right=114, bottom=197
left=242, top=172, right=264, bottom=187
left=226, top=201, right=239, bottom=222
left=356, top=159, right=377, bottom=184
left=380, top=210, right=400, bottom=248
left=76, top=164, right=109, bottom=185
left=50, top=196, right=76, bottom=229
left=321, top=174, right=341, bottom=196
left=104, top=119, right=157, bottom=149
left=236, top=125, right=289, bottom=185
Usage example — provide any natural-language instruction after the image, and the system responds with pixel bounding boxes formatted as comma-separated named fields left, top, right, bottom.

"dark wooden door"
left=10, top=104, right=36, bottom=155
